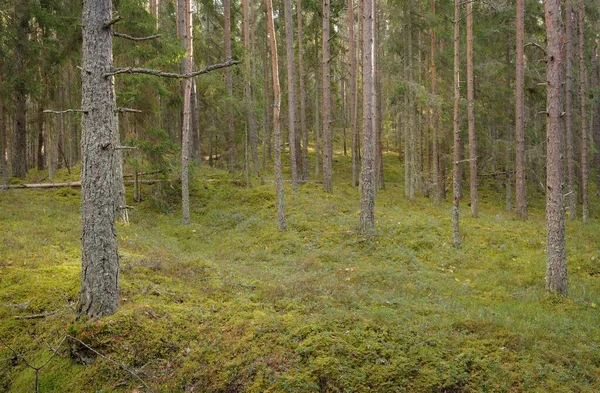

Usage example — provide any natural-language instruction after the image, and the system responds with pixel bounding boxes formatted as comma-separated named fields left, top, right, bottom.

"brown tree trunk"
left=266, top=0, right=286, bottom=231
left=0, top=103, right=7, bottom=186
left=578, top=0, right=589, bottom=222
left=243, top=0, right=259, bottom=174
left=565, top=1, right=576, bottom=219
left=452, top=0, right=461, bottom=248
left=283, top=0, right=299, bottom=192
left=466, top=0, right=478, bottom=217
left=595, top=0, right=600, bottom=195
left=359, top=0, right=375, bottom=233
left=431, top=0, right=439, bottom=205
left=224, top=0, right=235, bottom=171
left=181, top=0, right=193, bottom=225
left=297, top=0, right=309, bottom=181
left=544, top=0, right=567, bottom=296
left=322, top=0, right=333, bottom=193
left=349, top=0, right=359, bottom=187
left=515, top=0, right=527, bottom=218
left=78, top=0, right=120, bottom=318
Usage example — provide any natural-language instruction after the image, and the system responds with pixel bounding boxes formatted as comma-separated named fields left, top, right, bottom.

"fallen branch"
left=106, top=58, right=240, bottom=79
left=113, top=32, right=161, bottom=41
left=116, top=107, right=142, bottom=113
left=14, top=310, right=59, bottom=320
left=66, top=335, right=154, bottom=393
left=0, top=179, right=169, bottom=190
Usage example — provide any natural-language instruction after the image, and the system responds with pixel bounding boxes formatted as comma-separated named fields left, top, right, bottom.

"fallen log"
left=0, top=179, right=169, bottom=190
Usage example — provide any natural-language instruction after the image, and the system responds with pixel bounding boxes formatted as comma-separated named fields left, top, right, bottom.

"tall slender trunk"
left=224, top=0, right=235, bottom=171
left=297, top=0, right=309, bottom=180
left=544, top=0, right=567, bottom=296
left=595, top=0, right=600, bottom=195
left=78, top=0, right=120, bottom=318
left=452, top=0, right=461, bottom=248
left=266, top=0, right=286, bottom=231
left=322, top=0, right=333, bottom=193
left=284, top=0, right=298, bottom=192
left=578, top=0, right=589, bottom=222
left=565, top=1, right=576, bottom=219
left=375, top=3, right=384, bottom=191
left=243, top=0, right=259, bottom=173
left=431, top=0, right=439, bottom=205
left=181, top=0, right=193, bottom=225
left=515, top=0, right=527, bottom=218
left=466, top=0, right=478, bottom=217
left=0, top=103, right=7, bottom=186
left=359, top=0, right=375, bottom=233
left=349, top=0, right=359, bottom=187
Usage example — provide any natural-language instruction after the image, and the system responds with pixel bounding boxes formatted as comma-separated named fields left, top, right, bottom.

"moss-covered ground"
left=1, top=153, right=600, bottom=392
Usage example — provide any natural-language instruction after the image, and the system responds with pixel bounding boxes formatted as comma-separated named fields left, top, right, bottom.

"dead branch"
left=106, top=58, right=240, bottom=79
left=14, top=310, right=59, bottom=320
left=116, top=107, right=142, bottom=113
left=104, top=15, right=123, bottom=29
left=0, top=179, right=168, bottom=190
left=66, top=335, right=154, bottom=393
left=113, top=32, right=161, bottom=41
left=43, top=109, right=87, bottom=114
left=525, top=42, right=547, bottom=55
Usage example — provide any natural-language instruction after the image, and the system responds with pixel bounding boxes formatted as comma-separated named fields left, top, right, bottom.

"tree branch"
left=113, top=32, right=161, bottom=41
left=104, top=15, right=123, bottom=29
left=106, top=58, right=240, bottom=79
left=525, top=42, right=547, bottom=55
left=43, top=109, right=87, bottom=114
left=116, top=107, right=142, bottom=113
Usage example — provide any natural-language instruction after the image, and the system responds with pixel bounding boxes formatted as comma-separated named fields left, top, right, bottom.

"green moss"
left=1, top=155, right=600, bottom=392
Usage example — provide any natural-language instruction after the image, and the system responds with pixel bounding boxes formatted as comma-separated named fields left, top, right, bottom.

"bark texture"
left=297, top=0, right=309, bottom=181
left=359, top=0, right=375, bottom=234
left=544, top=0, right=567, bottom=296
left=78, top=0, right=120, bottom=318
left=466, top=0, right=478, bottom=218
left=181, top=0, right=192, bottom=225
left=565, top=1, right=576, bottom=219
left=266, top=0, right=286, bottom=231
left=431, top=0, right=439, bottom=206
left=452, top=0, right=461, bottom=248
left=283, top=0, right=298, bottom=192
left=515, top=0, right=527, bottom=218
left=322, top=0, right=333, bottom=193
left=224, top=0, right=235, bottom=171
left=578, top=0, right=589, bottom=223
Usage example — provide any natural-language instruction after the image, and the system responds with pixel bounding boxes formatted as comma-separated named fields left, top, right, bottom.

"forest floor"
left=1, top=153, right=600, bottom=392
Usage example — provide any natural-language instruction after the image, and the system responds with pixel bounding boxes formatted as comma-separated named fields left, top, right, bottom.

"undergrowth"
left=1, top=153, right=599, bottom=392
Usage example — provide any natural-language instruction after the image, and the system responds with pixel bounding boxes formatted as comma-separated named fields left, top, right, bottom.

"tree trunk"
left=297, top=0, right=309, bottom=181
left=284, top=0, right=299, bottom=192
left=322, top=0, right=333, bottom=193
left=544, top=0, right=567, bottom=296
left=578, top=0, right=589, bottom=223
left=515, top=0, right=527, bottom=219
left=266, top=0, right=286, bottom=231
left=565, top=1, right=576, bottom=219
left=243, top=0, right=259, bottom=174
left=78, top=0, right=120, bottom=318
left=224, top=0, right=235, bottom=171
left=452, top=0, right=461, bottom=248
left=0, top=103, right=7, bottom=186
left=181, top=0, right=192, bottom=225
left=349, top=0, right=359, bottom=187
left=359, top=0, right=375, bottom=233
left=466, top=0, right=478, bottom=217
left=431, top=0, right=439, bottom=205
left=595, top=0, right=600, bottom=195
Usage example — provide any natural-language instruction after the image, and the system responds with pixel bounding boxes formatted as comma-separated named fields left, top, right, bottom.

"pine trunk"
left=431, top=0, right=439, bottom=205
left=466, top=0, right=478, bottom=217
left=565, top=1, right=576, bottom=219
left=578, top=0, right=589, bottom=222
left=78, top=0, right=120, bottom=318
left=224, top=0, right=235, bottom=171
left=515, top=0, right=527, bottom=218
left=297, top=0, right=309, bottom=181
left=452, top=0, right=461, bottom=248
left=544, top=0, right=568, bottom=296
left=284, top=0, right=298, bottom=192
left=322, top=0, right=333, bottom=193
left=266, top=0, right=286, bottom=231
left=359, top=0, right=375, bottom=233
